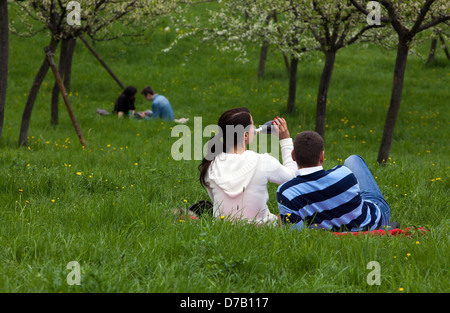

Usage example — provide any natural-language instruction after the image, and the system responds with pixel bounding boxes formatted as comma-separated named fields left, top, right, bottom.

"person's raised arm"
left=272, top=116, right=297, bottom=171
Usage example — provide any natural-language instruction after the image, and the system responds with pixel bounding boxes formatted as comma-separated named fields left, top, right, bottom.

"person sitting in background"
left=139, top=86, right=174, bottom=121
left=113, top=86, right=137, bottom=118
left=277, top=130, right=397, bottom=232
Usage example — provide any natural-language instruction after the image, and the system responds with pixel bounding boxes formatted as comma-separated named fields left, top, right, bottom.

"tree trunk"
left=51, top=40, right=67, bottom=125
left=0, top=0, right=9, bottom=141
left=79, top=35, right=124, bottom=89
left=282, top=53, right=290, bottom=74
left=19, top=38, right=59, bottom=146
left=377, top=39, right=409, bottom=164
left=257, top=40, right=269, bottom=80
left=439, top=33, right=450, bottom=61
left=427, top=38, right=437, bottom=64
left=64, top=38, right=76, bottom=92
left=50, top=38, right=77, bottom=126
left=315, top=50, right=336, bottom=139
left=287, top=56, right=298, bottom=113
left=46, top=47, right=86, bottom=147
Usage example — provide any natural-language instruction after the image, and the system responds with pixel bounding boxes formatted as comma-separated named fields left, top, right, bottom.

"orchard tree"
left=0, top=0, right=9, bottom=140
left=304, top=0, right=385, bottom=138
left=200, top=0, right=316, bottom=113
left=174, top=0, right=385, bottom=138
left=12, top=0, right=137, bottom=145
left=350, top=0, right=450, bottom=164
left=12, top=0, right=189, bottom=146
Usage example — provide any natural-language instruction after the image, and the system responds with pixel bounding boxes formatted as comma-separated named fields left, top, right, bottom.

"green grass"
left=0, top=4, right=449, bottom=293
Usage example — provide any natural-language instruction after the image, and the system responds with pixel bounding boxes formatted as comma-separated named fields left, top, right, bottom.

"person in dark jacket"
left=114, top=86, right=137, bottom=118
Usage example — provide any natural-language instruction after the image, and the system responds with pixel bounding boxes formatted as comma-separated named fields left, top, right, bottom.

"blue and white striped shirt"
left=276, top=165, right=382, bottom=232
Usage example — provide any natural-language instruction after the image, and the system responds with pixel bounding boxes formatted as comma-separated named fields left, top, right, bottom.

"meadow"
left=0, top=3, right=448, bottom=293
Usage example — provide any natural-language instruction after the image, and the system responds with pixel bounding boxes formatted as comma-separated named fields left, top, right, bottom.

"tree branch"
left=416, top=14, right=450, bottom=33
left=349, top=0, right=392, bottom=23
left=410, top=0, right=436, bottom=35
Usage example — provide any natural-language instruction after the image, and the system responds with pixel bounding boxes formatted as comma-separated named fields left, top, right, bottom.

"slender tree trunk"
left=64, top=38, right=76, bottom=92
left=377, top=39, right=409, bottom=164
left=427, top=38, right=437, bottom=64
left=315, top=50, right=336, bottom=139
left=0, top=0, right=9, bottom=141
left=19, top=38, right=59, bottom=146
left=79, top=35, right=124, bottom=89
left=46, top=47, right=86, bottom=147
left=282, top=53, right=290, bottom=74
left=287, top=56, right=298, bottom=113
left=439, top=33, right=450, bottom=60
left=258, top=40, right=269, bottom=80
left=51, top=40, right=67, bottom=125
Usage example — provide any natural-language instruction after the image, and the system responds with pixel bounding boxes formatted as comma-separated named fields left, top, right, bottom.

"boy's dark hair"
left=294, top=131, right=324, bottom=167
left=141, top=86, right=154, bottom=96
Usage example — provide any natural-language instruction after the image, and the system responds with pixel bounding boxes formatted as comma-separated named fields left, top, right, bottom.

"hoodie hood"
left=207, top=151, right=260, bottom=197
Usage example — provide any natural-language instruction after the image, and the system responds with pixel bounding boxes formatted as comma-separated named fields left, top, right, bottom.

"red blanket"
left=333, top=227, right=428, bottom=237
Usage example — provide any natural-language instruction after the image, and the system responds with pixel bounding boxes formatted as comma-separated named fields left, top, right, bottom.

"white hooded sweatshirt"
left=205, top=138, right=298, bottom=225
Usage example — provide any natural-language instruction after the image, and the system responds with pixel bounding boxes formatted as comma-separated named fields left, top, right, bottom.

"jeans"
left=344, top=155, right=391, bottom=226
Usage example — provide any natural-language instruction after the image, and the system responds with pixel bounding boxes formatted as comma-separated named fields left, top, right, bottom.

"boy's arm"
left=277, top=191, right=304, bottom=230
left=151, top=99, right=160, bottom=119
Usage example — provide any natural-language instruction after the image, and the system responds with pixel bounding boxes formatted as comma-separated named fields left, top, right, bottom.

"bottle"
left=254, top=121, right=274, bottom=134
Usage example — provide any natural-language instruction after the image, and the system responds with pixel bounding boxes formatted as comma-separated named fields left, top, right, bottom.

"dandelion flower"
left=406, top=253, right=411, bottom=257
left=399, top=288, right=404, bottom=292
left=51, top=199, right=55, bottom=203
left=76, top=172, right=82, bottom=176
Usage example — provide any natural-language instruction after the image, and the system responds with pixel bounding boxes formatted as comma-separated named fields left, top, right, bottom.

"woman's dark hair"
left=113, top=86, right=137, bottom=114
left=198, top=107, right=252, bottom=187
left=123, top=86, right=137, bottom=98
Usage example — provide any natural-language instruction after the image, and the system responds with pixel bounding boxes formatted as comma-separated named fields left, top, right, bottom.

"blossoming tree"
left=191, top=0, right=386, bottom=139
left=349, top=0, right=450, bottom=164
left=12, top=0, right=190, bottom=146
left=302, top=0, right=385, bottom=138
left=202, top=0, right=315, bottom=113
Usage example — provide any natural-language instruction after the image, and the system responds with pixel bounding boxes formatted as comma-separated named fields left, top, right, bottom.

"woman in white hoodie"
left=198, top=107, right=298, bottom=226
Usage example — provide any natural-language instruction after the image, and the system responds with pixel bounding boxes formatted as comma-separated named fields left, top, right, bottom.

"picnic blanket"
left=333, top=226, right=428, bottom=237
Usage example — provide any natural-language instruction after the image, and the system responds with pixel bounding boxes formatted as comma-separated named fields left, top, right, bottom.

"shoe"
left=188, top=200, right=213, bottom=216
left=385, top=221, right=400, bottom=230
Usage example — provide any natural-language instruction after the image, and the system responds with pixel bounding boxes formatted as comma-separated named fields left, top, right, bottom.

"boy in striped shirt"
left=277, top=131, right=392, bottom=232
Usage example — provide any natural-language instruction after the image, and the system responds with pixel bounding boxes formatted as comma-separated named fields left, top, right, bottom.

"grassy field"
left=0, top=3, right=448, bottom=293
